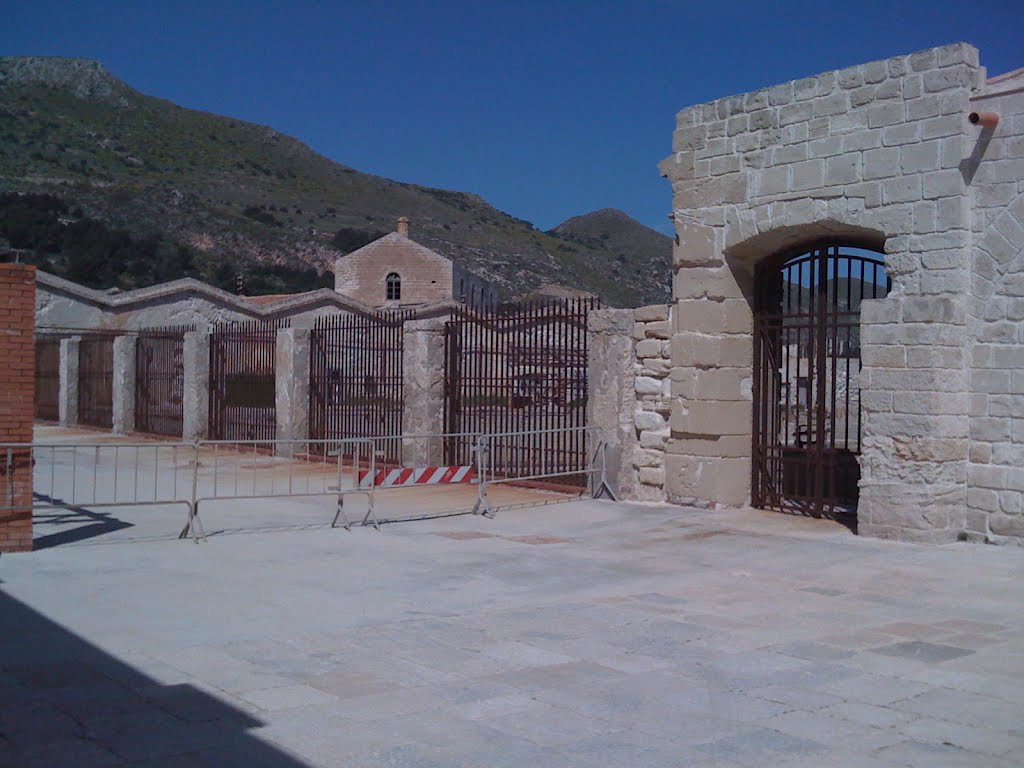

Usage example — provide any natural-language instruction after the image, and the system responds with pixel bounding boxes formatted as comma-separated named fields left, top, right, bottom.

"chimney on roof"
left=396, top=216, right=410, bottom=237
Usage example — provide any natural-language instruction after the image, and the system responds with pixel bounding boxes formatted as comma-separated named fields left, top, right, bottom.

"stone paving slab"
left=1, top=499, right=1023, bottom=766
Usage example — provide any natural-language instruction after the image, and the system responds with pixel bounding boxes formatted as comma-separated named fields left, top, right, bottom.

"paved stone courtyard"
left=1, top=498, right=1022, bottom=767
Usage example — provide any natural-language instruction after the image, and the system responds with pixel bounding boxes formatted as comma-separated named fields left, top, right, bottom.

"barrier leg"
left=472, top=481, right=496, bottom=519
left=332, top=494, right=351, bottom=530
left=360, top=489, right=380, bottom=530
left=591, top=442, right=619, bottom=502
left=472, top=438, right=496, bottom=518
left=179, top=501, right=207, bottom=542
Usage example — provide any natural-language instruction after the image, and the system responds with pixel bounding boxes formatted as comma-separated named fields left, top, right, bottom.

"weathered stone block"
left=639, top=429, right=670, bottom=449
left=639, top=466, right=665, bottom=486
left=671, top=399, right=751, bottom=436
left=634, top=304, right=669, bottom=323
left=643, top=321, right=672, bottom=340
left=863, top=147, right=900, bottom=179
left=635, top=410, right=667, bottom=432
left=635, top=376, right=663, bottom=395
left=671, top=333, right=752, bottom=369
left=635, top=339, right=664, bottom=359
left=641, top=358, right=671, bottom=377
left=989, top=514, right=1024, bottom=538
left=673, top=221, right=719, bottom=268
left=791, top=159, right=825, bottom=190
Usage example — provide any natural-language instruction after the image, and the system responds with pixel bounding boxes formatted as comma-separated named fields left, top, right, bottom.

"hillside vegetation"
left=0, top=56, right=671, bottom=305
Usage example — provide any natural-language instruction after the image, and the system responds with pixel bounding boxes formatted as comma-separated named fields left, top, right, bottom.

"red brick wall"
left=0, top=264, right=36, bottom=552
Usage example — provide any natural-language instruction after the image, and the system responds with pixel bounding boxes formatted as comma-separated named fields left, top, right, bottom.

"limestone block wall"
left=631, top=305, right=671, bottom=501
left=965, top=80, right=1024, bottom=545
left=660, top=43, right=991, bottom=541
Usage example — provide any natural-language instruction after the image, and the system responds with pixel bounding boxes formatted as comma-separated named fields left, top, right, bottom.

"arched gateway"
left=654, top=43, right=1020, bottom=543
left=752, top=243, right=889, bottom=517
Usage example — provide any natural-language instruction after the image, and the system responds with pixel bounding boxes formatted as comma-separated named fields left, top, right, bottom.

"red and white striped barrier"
left=358, top=465, right=476, bottom=489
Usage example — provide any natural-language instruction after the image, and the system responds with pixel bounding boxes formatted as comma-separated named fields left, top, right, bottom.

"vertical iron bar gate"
left=444, top=298, right=596, bottom=488
left=752, top=243, right=889, bottom=517
left=135, top=325, right=192, bottom=437
left=35, top=336, right=61, bottom=421
left=78, top=333, right=116, bottom=428
left=309, top=310, right=409, bottom=464
left=208, top=319, right=288, bottom=441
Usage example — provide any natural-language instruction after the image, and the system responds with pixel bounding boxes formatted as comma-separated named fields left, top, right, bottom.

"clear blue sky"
left=3, top=1, right=1020, bottom=234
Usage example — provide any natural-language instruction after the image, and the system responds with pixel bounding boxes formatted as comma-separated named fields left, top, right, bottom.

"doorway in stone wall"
left=752, top=242, right=890, bottom=519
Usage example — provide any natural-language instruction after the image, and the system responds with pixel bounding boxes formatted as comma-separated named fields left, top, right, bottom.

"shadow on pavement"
left=30, top=494, right=135, bottom=550
left=0, top=590, right=312, bottom=767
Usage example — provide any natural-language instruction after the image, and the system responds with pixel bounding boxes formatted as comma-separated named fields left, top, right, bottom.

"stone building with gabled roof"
left=333, top=217, right=498, bottom=307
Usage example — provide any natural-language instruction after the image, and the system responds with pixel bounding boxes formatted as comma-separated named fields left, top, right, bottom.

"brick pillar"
left=182, top=328, right=210, bottom=442
left=0, top=264, right=36, bottom=552
left=59, top=336, right=80, bottom=427
left=402, top=317, right=446, bottom=466
left=275, top=326, right=311, bottom=457
left=587, top=308, right=638, bottom=499
left=112, top=335, right=136, bottom=434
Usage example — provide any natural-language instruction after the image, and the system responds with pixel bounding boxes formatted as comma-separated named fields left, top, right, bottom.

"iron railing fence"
left=444, top=297, right=598, bottom=488
left=208, top=319, right=290, bottom=441
left=135, top=325, right=194, bottom=437
left=309, top=310, right=412, bottom=465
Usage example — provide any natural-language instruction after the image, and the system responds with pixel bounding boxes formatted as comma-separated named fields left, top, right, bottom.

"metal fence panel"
left=208, top=320, right=287, bottom=441
left=135, top=326, right=192, bottom=437
left=444, top=298, right=596, bottom=488
left=309, top=310, right=410, bottom=464
left=78, top=334, right=115, bottom=428
left=35, top=336, right=61, bottom=421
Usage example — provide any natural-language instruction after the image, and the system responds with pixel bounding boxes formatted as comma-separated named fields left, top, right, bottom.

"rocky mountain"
left=0, top=56, right=671, bottom=306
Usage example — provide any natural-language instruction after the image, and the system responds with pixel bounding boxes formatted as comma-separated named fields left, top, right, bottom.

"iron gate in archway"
left=752, top=243, right=890, bottom=517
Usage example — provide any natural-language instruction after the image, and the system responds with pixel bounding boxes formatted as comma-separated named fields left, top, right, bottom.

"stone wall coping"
left=670, top=42, right=979, bottom=123
left=35, top=270, right=460, bottom=321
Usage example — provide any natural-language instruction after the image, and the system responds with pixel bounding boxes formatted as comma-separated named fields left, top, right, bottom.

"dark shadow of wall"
left=0, top=590, right=312, bottom=767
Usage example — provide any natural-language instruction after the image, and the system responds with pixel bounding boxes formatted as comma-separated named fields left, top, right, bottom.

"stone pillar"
left=631, top=305, right=673, bottom=501
left=587, top=308, right=638, bottom=499
left=182, top=328, right=210, bottom=442
left=666, top=220, right=755, bottom=508
left=111, top=335, right=136, bottom=434
left=275, top=326, right=311, bottom=457
left=402, top=317, right=446, bottom=467
left=857, top=297, right=970, bottom=544
left=59, top=336, right=81, bottom=427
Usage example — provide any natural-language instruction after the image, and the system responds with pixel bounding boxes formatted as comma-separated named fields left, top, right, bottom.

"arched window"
left=386, top=272, right=401, bottom=301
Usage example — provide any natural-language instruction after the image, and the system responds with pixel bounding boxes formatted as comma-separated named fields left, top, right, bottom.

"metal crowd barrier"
left=190, top=438, right=377, bottom=538
left=1, top=427, right=616, bottom=543
left=2, top=441, right=196, bottom=533
left=470, top=426, right=618, bottom=518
